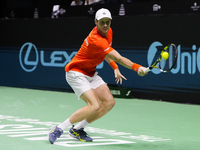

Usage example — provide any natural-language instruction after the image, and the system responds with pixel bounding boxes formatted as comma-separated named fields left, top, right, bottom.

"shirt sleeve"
left=95, top=38, right=114, bottom=55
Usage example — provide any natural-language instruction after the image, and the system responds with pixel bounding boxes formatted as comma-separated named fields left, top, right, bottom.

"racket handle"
left=145, top=67, right=151, bottom=72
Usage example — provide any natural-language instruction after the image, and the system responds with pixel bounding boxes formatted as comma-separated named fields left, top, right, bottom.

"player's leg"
left=73, top=73, right=115, bottom=129
left=68, top=88, right=101, bottom=124
left=64, top=70, right=102, bottom=124
left=73, top=83, right=115, bottom=131
left=68, top=88, right=101, bottom=142
left=85, top=83, right=115, bottom=124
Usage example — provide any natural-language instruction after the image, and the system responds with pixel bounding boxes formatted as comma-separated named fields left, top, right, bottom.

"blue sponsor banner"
left=1, top=41, right=200, bottom=103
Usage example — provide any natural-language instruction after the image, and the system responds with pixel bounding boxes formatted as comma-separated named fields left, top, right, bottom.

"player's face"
left=95, top=18, right=111, bottom=37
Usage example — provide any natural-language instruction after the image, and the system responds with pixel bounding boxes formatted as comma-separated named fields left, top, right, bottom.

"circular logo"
left=19, top=42, right=39, bottom=72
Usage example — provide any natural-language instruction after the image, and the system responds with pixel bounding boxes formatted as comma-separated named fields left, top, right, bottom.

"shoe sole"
left=68, top=131, right=86, bottom=142
left=69, top=131, right=93, bottom=142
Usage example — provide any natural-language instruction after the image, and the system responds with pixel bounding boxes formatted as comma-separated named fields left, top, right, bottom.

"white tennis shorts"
left=66, top=70, right=106, bottom=99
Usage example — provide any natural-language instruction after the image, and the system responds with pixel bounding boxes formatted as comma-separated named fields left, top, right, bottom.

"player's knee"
left=110, top=99, right=116, bottom=109
left=94, top=102, right=101, bottom=112
left=90, top=102, right=101, bottom=113
left=106, top=98, right=115, bottom=110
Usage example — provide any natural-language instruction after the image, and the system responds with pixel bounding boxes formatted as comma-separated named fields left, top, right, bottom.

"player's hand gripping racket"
left=146, top=43, right=178, bottom=73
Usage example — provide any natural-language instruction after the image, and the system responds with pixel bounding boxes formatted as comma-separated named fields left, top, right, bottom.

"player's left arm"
left=105, top=56, right=127, bottom=84
left=106, top=50, right=147, bottom=77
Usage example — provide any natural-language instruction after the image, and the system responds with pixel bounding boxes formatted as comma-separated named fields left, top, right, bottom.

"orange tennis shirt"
left=65, top=27, right=114, bottom=77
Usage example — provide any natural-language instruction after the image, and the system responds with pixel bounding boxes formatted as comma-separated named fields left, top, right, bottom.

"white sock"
left=58, top=118, right=72, bottom=131
left=74, top=119, right=89, bottom=130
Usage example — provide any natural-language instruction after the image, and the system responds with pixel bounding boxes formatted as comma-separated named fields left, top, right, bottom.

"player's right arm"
left=106, top=50, right=147, bottom=77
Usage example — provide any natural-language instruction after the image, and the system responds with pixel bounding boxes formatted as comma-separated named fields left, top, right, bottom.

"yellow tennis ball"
left=162, top=52, right=169, bottom=60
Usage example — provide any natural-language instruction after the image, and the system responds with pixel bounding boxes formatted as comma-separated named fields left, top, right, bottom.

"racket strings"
left=160, top=45, right=177, bottom=71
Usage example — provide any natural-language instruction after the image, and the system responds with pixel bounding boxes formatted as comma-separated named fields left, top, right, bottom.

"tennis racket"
left=146, top=43, right=178, bottom=73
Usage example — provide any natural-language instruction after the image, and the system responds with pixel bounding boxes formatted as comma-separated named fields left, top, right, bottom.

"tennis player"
left=48, top=8, right=147, bottom=144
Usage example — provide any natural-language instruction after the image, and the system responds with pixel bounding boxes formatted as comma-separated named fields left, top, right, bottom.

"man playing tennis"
left=48, top=8, right=147, bottom=143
